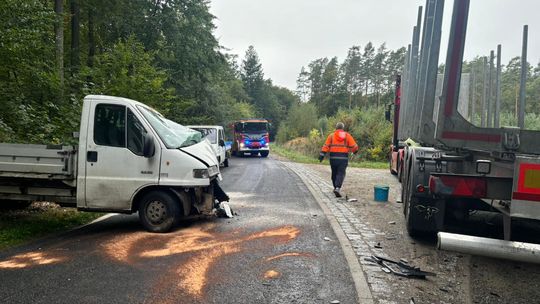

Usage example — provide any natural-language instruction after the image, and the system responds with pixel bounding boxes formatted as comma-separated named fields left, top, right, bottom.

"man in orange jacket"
left=319, top=122, right=359, bottom=197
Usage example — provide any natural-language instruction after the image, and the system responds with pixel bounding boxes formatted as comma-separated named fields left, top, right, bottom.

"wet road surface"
left=0, top=156, right=358, bottom=304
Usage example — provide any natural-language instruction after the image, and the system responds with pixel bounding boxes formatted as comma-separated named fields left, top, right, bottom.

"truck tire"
left=389, top=157, right=397, bottom=175
left=224, top=158, right=229, bottom=167
left=138, top=191, right=180, bottom=233
left=402, top=161, right=420, bottom=236
left=260, top=151, right=269, bottom=157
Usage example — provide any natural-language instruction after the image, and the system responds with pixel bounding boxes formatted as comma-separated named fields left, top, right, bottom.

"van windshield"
left=191, top=128, right=217, bottom=144
left=138, top=106, right=202, bottom=148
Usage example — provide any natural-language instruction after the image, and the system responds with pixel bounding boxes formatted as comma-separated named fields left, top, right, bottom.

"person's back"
left=319, top=122, right=358, bottom=197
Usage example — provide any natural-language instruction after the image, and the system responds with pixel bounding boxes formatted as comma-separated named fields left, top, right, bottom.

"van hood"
left=180, top=140, right=219, bottom=168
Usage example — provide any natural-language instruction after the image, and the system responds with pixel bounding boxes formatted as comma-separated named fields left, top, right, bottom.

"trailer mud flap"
left=408, top=197, right=445, bottom=233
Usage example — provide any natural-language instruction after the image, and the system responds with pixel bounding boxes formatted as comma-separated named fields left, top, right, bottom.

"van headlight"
left=208, top=165, right=219, bottom=177
left=193, top=169, right=209, bottom=179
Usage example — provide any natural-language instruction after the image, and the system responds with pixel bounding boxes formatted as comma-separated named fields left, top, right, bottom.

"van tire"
left=260, top=151, right=269, bottom=157
left=138, top=191, right=180, bottom=233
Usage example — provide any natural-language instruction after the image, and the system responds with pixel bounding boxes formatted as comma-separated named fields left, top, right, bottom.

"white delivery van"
left=0, top=95, right=228, bottom=232
left=187, top=125, right=229, bottom=167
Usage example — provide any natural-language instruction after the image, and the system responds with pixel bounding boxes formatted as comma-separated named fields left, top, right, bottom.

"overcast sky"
left=209, top=0, right=540, bottom=90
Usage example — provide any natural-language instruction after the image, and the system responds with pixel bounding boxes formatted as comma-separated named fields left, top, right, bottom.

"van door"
left=218, top=128, right=226, bottom=164
left=84, top=101, right=159, bottom=210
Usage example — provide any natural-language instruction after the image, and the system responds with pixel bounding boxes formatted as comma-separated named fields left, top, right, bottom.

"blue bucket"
left=374, top=185, right=390, bottom=202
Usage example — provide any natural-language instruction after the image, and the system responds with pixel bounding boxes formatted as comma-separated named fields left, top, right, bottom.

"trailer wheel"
left=389, top=158, right=397, bottom=175
left=405, top=197, right=420, bottom=237
left=403, top=168, right=420, bottom=236
left=260, top=151, right=269, bottom=157
left=138, top=191, right=180, bottom=233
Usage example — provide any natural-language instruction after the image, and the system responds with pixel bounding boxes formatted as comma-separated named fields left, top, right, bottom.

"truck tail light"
left=429, top=175, right=487, bottom=198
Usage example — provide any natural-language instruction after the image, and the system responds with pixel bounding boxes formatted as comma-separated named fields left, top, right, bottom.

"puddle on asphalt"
left=0, top=252, right=65, bottom=269
left=102, top=224, right=302, bottom=300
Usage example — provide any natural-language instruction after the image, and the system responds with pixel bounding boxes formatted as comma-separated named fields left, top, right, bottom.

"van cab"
left=187, top=125, right=229, bottom=167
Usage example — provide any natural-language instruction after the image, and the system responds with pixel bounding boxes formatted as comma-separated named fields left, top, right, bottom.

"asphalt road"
left=0, top=156, right=358, bottom=304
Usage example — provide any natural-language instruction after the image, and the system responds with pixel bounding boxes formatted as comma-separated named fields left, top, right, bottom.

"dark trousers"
left=330, top=158, right=348, bottom=189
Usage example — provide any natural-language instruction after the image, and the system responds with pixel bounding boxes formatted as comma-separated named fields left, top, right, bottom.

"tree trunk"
left=70, top=0, right=80, bottom=72
left=87, top=6, right=95, bottom=67
left=54, top=0, right=64, bottom=87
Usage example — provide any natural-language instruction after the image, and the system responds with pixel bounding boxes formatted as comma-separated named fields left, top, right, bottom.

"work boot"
left=333, top=188, right=342, bottom=198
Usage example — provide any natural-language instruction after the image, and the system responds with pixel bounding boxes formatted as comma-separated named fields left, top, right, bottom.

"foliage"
left=0, top=0, right=298, bottom=144
left=81, top=36, right=175, bottom=113
left=272, top=143, right=387, bottom=169
left=278, top=105, right=392, bottom=162
left=0, top=203, right=103, bottom=250
left=297, top=43, right=406, bottom=117
left=276, top=102, right=318, bottom=143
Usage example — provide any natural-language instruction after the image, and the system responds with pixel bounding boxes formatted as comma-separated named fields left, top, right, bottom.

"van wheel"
left=260, top=151, right=269, bottom=157
left=224, top=158, right=229, bottom=167
left=138, top=191, right=180, bottom=233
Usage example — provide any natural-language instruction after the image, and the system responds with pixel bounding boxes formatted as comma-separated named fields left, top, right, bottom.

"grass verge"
left=0, top=203, right=104, bottom=250
left=272, top=144, right=388, bottom=169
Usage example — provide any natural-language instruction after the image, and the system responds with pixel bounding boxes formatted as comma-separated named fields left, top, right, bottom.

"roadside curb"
left=281, top=161, right=374, bottom=304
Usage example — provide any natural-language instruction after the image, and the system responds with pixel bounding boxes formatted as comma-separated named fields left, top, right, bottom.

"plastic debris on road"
left=365, top=255, right=436, bottom=279
left=216, top=202, right=233, bottom=218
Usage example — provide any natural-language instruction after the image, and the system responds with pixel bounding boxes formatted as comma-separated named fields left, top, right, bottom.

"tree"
left=361, top=42, right=376, bottom=97
left=372, top=43, right=388, bottom=106
left=70, top=0, right=80, bottom=72
left=296, top=66, right=310, bottom=102
left=342, top=46, right=363, bottom=109
left=54, top=0, right=64, bottom=89
left=81, top=36, right=175, bottom=113
left=241, top=45, right=265, bottom=103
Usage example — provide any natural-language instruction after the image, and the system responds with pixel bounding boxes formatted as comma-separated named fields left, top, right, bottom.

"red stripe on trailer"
left=442, top=131, right=501, bottom=143
left=513, top=192, right=540, bottom=202
left=517, top=163, right=540, bottom=194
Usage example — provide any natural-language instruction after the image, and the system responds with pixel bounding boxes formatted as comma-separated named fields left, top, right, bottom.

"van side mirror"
left=143, top=134, right=155, bottom=158
left=219, top=139, right=225, bottom=147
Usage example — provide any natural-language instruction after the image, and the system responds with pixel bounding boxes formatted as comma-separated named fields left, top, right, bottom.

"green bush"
left=322, top=106, right=392, bottom=161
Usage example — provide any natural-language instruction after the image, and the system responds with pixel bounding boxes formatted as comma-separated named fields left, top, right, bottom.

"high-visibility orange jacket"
left=321, top=130, right=358, bottom=160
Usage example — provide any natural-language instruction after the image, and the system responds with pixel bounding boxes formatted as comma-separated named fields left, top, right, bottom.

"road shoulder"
left=280, top=160, right=374, bottom=304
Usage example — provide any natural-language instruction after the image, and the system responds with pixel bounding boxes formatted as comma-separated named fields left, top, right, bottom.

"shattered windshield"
left=165, top=120, right=204, bottom=148
left=191, top=128, right=217, bottom=144
left=137, top=106, right=202, bottom=148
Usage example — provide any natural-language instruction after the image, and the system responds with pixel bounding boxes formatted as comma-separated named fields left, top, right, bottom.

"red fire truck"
left=231, top=119, right=270, bottom=157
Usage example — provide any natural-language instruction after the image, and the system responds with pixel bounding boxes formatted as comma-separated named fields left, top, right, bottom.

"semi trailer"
left=394, top=0, right=540, bottom=249
left=0, top=95, right=228, bottom=233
